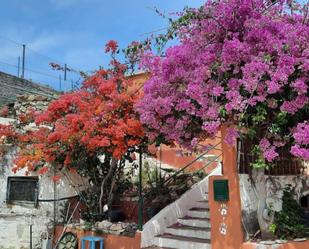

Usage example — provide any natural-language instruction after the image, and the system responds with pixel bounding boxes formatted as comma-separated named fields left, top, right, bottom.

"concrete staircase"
left=142, top=165, right=222, bottom=249
left=152, top=194, right=211, bottom=249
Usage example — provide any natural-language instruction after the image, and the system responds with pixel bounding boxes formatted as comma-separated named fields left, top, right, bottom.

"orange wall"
left=209, top=125, right=244, bottom=249
left=241, top=241, right=309, bottom=249
left=148, top=135, right=222, bottom=173
left=54, top=226, right=141, bottom=249
left=128, top=72, right=150, bottom=95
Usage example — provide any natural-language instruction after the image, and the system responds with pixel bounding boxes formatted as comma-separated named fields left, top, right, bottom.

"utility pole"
left=17, top=56, right=20, bottom=77
left=21, top=44, right=26, bottom=78
left=64, top=63, right=67, bottom=81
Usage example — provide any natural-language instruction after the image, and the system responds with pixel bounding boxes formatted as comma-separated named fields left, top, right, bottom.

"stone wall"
left=2, top=94, right=55, bottom=120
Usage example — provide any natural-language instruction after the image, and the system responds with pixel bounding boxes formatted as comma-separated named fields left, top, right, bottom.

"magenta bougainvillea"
left=291, top=122, right=309, bottom=160
left=137, top=0, right=309, bottom=165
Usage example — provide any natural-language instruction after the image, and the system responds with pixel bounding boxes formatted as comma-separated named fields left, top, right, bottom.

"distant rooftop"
left=0, top=71, right=58, bottom=107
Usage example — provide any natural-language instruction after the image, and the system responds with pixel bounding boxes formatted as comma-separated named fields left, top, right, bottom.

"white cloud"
left=28, top=33, right=63, bottom=51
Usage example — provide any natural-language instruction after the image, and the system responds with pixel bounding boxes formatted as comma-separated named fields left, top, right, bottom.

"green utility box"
left=213, top=179, right=229, bottom=201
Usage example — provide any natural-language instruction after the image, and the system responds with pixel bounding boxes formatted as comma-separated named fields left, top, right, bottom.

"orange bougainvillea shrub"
left=1, top=41, right=144, bottom=171
left=0, top=41, right=147, bottom=216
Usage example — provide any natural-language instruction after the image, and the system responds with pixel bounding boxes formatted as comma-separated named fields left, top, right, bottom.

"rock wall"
left=239, top=173, right=309, bottom=239
left=2, top=94, right=55, bottom=120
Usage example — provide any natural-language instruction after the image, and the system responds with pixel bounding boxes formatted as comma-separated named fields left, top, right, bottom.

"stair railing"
left=138, top=139, right=222, bottom=230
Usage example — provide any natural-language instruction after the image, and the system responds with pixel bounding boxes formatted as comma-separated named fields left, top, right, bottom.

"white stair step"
left=155, top=234, right=211, bottom=249
left=166, top=224, right=211, bottom=240
left=187, top=208, right=210, bottom=219
left=177, top=217, right=211, bottom=228
left=194, top=201, right=209, bottom=209
left=194, top=200, right=209, bottom=209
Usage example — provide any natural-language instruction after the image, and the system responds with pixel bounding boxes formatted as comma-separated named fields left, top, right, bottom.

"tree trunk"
left=107, top=176, right=117, bottom=210
left=99, top=158, right=118, bottom=215
left=252, top=168, right=274, bottom=240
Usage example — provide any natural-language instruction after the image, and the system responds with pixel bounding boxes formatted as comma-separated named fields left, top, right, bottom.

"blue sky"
left=0, top=0, right=205, bottom=91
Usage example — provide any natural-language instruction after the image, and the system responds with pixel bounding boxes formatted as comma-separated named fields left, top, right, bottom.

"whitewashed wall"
left=239, top=173, right=309, bottom=238
left=0, top=145, right=86, bottom=249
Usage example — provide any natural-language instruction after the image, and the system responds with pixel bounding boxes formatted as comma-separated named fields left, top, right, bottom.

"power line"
left=0, top=34, right=82, bottom=73
left=0, top=60, right=76, bottom=82
left=0, top=34, right=83, bottom=92
left=26, top=47, right=82, bottom=74
left=0, top=34, right=23, bottom=46
left=140, top=27, right=168, bottom=36
left=27, top=47, right=60, bottom=64
left=0, top=60, right=57, bottom=79
left=0, top=60, right=79, bottom=93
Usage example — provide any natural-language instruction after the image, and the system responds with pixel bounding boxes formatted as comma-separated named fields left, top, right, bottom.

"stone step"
left=197, top=193, right=208, bottom=200
left=194, top=200, right=209, bottom=209
left=177, top=216, right=211, bottom=228
left=155, top=234, right=211, bottom=249
left=187, top=208, right=210, bottom=219
left=166, top=223, right=211, bottom=240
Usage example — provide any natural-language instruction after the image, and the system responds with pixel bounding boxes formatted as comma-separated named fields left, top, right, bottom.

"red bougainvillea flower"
left=52, top=175, right=61, bottom=182
left=105, top=40, right=118, bottom=54
left=38, top=166, right=49, bottom=175
left=0, top=46, right=146, bottom=177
